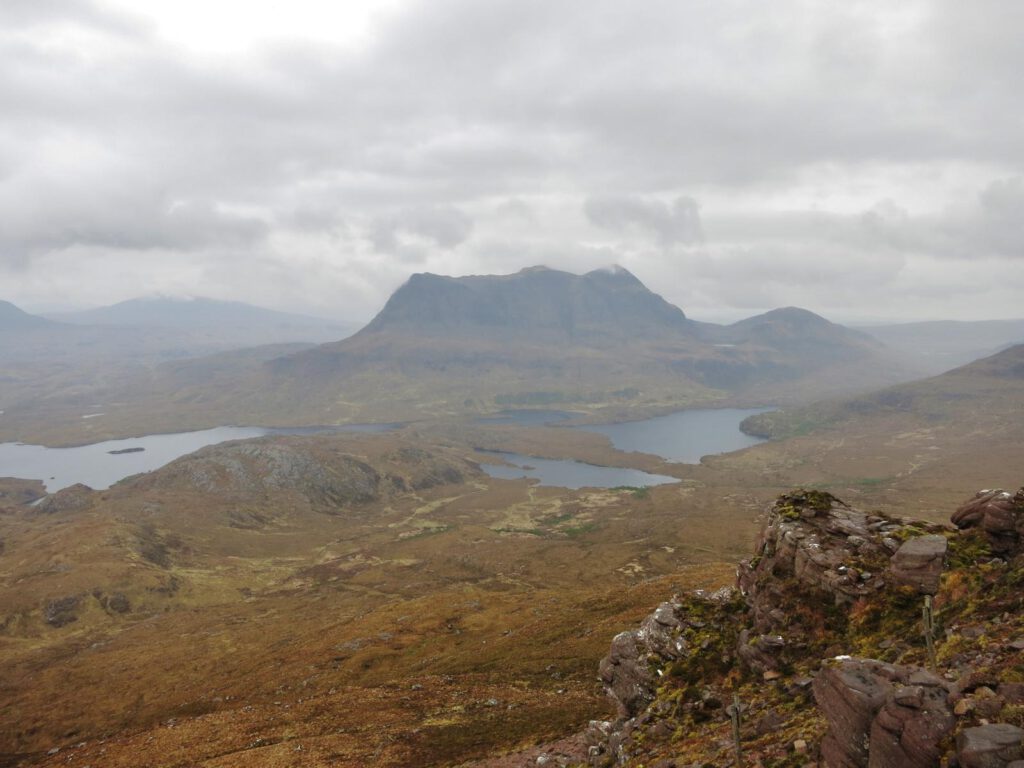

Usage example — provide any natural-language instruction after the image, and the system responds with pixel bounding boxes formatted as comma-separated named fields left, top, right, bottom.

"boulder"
left=889, top=535, right=948, bottom=594
left=957, top=724, right=1024, bottom=768
left=952, top=489, right=1024, bottom=556
left=815, top=658, right=955, bottom=768
left=869, top=682, right=954, bottom=768
left=44, top=595, right=81, bottom=627
left=814, top=659, right=894, bottom=768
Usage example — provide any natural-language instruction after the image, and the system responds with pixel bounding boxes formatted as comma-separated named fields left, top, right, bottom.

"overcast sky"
left=2, top=0, right=1022, bottom=323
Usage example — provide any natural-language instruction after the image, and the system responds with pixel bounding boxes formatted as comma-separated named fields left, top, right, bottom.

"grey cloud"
left=1, top=0, right=1022, bottom=321
left=585, top=195, right=703, bottom=246
left=370, top=206, right=474, bottom=253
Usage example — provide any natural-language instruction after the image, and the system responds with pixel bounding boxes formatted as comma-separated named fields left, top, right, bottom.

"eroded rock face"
left=592, top=589, right=737, bottom=765
left=814, top=658, right=954, bottom=768
left=952, top=489, right=1024, bottom=556
left=598, top=600, right=692, bottom=719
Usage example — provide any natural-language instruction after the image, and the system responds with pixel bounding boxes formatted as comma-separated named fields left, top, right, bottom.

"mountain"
left=0, top=300, right=58, bottom=331
left=722, top=306, right=881, bottom=354
left=858, top=318, right=1024, bottom=374
left=364, top=265, right=696, bottom=341
left=49, top=296, right=356, bottom=339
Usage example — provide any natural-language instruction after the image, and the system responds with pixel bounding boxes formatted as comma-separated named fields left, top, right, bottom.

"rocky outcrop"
left=598, top=595, right=730, bottom=720
left=33, top=483, right=94, bottom=515
left=736, top=490, right=939, bottom=632
left=585, top=486, right=1024, bottom=767
left=952, top=488, right=1024, bottom=557
left=130, top=437, right=477, bottom=509
left=44, top=595, right=82, bottom=627
left=592, top=589, right=739, bottom=765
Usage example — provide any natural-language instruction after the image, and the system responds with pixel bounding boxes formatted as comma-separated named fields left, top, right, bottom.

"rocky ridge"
left=583, top=487, right=1024, bottom=767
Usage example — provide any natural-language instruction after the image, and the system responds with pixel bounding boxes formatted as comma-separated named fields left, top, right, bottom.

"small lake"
left=0, top=423, right=397, bottom=493
left=480, top=451, right=678, bottom=490
left=475, top=406, right=771, bottom=488
left=577, top=407, right=772, bottom=464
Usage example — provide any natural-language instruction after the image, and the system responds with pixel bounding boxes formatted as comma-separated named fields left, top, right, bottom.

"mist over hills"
left=859, top=318, right=1024, bottom=374
left=48, top=296, right=354, bottom=339
left=0, top=297, right=356, bottom=367
left=742, top=342, right=1024, bottom=441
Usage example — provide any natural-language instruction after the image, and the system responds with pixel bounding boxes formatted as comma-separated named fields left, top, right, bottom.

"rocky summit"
left=575, top=486, right=1024, bottom=767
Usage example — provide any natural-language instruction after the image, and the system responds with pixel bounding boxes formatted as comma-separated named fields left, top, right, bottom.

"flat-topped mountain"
left=363, top=265, right=695, bottom=341
left=0, top=300, right=57, bottom=331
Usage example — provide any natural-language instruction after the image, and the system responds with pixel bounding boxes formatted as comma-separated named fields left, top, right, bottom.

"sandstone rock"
left=599, top=630, right=656, bottom=719
left=738, top=491, right=895, bottom=633
left=952, top=489, right=1024, bottom=556
left=889, top=535, right=948, bottom=594
left=815, top=658, right=955, bottom=768
left=870, top=681, right=954, bottom=768
left=957, top=724, right=1024, bottom=768
left=814, top=659, right=893, bottom=767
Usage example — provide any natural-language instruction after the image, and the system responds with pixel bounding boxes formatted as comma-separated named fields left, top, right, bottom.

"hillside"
left=0, top=428, right=753, bottom=766
left=742, top=343, right=1024, bottom=441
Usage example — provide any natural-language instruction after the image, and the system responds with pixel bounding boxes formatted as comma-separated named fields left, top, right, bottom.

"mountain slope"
left=743, top=342, right=1024, bottom=440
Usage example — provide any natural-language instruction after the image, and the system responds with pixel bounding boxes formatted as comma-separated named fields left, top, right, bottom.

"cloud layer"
left=1, top=0, right=1021, bottom=322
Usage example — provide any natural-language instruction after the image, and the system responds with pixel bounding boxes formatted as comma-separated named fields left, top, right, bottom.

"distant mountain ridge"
left=49, top=296, right=350, bottom=333
left=0, top=300, right=59, bottom=331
